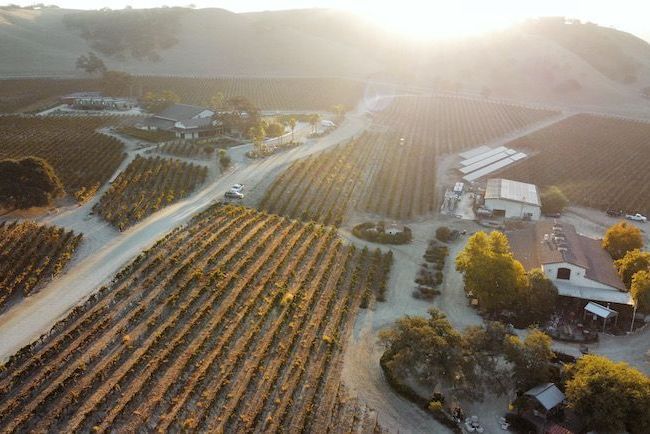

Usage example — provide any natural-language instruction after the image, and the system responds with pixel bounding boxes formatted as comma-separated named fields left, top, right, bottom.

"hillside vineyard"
left=0, top=116, right=126, bottom=202
left=500, top=113, right=650, bottom=215
left=135, top=76, right=365, bottom=110
left=0, top=221, right=82, bottom=310
left=0, top=205, right=390, bottom=433
left=93, top=156, right=208, bottom=230
left=0, top=79, right=101, bottom=113
left=262, top=96, right=558, bottom=222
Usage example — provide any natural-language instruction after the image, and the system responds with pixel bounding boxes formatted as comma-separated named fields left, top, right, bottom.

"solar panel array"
left=459, top=145, right=528, bottom=182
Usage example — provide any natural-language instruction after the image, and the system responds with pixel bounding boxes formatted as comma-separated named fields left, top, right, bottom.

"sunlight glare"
left=355, top=1, right=513, bottom=40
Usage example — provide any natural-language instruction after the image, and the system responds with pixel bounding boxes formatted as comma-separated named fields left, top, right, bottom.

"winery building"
left=507, top=221, right=632, bottom=307
left=139, top=103, right=224, bottom=139
left=484, top=178, right=541, bottom=220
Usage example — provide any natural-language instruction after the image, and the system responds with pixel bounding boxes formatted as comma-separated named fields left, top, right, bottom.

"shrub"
left=352, top=222, right=412, bottom=245
left=436, top=226, right=452, bottom=242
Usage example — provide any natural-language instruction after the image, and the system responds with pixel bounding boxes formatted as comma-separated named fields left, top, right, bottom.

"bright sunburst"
left=352, top=1, right=515, bottom=40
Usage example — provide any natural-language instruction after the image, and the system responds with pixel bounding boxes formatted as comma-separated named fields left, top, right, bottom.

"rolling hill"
left=1, top=6, right=650, bottom=109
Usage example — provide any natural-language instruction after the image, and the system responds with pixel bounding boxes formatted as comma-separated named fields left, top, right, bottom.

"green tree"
left=456, top=231, right=528, bottom=312
left=462, top=322, right=512, bottom=397
left=504, top=329, right=555, bottom=390
left=75, top=51, right=107, bottom=74
left=265, top=122, right=285, bottom=138
left=379, top=308, right=465, bottom=389
left=142, top=90, right=180, bottom=113
left=0, top=157, right=64, bottom=210
left=218, top=150, right=231, bottom=170
left=514, top=269, right=558, bottom=326
left=540, top=186, right=569, bottom=214
left=615, top=249, right=650, bottom=288
left=603, top=221, right=643, bottom=259
left=248, top=123, right=266, bottom=154
left=631, top=270, right=650, bottom=312
left=209, top=92, right=225, bottom=111
left=565, top=355, right=650, bottom=434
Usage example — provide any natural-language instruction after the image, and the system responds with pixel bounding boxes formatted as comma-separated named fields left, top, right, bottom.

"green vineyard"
left=94, top=156, right=208, bottom=230
left=0, top=204, right=389, bottom=433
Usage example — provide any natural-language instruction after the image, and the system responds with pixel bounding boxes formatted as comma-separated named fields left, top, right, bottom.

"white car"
left=230, top=184, right=245, bottom=193
left=626, top=213, right=647, bottom=223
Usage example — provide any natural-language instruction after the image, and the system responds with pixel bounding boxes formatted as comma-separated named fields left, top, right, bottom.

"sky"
left=7, top=0, right=650, bottom=41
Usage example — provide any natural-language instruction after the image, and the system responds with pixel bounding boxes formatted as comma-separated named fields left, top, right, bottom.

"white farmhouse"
left=507, top=221, right=633, bottom=308
left=484, top=178, right=541, bottom=220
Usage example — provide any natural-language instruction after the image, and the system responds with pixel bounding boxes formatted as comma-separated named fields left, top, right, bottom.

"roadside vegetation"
left=0, top=221, right=82, bottom=310
left=94, top=156, right=207, bottom=230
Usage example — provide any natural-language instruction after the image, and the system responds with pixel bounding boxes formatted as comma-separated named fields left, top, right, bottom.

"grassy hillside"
left=1, top=6, right=649, bottom=108
left=0, top=7, right=380, bottom=78
left=521, top=17, right=650, bottom=84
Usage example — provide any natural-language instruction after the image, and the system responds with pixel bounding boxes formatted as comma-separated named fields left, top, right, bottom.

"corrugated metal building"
left=484, top=178, right=541, bottom=220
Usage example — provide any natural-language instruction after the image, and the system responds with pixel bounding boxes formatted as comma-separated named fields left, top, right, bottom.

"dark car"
left=607, top=209, right=624, bottom=217
left=224, top=190, right=244, bottom=199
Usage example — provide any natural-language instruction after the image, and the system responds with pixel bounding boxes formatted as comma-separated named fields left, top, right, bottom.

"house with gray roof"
left=139, top=103, right=223, bottom=140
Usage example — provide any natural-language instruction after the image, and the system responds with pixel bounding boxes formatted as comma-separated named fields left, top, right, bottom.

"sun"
left=354, top=2, right=509, bottom=41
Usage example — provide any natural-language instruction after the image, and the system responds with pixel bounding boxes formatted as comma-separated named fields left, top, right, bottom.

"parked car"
left=607, top=209, right=624, bottom=217
left=224, top=190, right=244, bottom=199
left=230, top=184, right=245, bottom=193
left=626, top=213, right=647, bottom=223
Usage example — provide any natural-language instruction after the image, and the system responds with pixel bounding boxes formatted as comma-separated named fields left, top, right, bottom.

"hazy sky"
left=8, top=0, right=650, bottom=41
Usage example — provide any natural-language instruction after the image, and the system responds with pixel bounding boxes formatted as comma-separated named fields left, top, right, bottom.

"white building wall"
left=485, top=198, right=541, bottom=220
left=542, top=262, right=618, bottom=291
left=195, top=110, right=215, bottom=119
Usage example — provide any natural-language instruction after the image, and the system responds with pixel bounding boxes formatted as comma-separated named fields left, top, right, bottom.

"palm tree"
left=249, top=124, right=266, bottom=154
left=288, top=118, right=297, bottom=143
left=331, top=104, right=345, bottom=122
left=309, top=113, right=321, bottom=135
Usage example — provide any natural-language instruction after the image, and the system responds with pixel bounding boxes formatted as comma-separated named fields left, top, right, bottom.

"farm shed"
left=484, top=178, right=541, bottom=220
left=524, top=383, right=565, bottom=412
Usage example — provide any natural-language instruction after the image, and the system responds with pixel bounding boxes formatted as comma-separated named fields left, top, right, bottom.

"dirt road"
left=0, top=112, right=370, bottom=363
